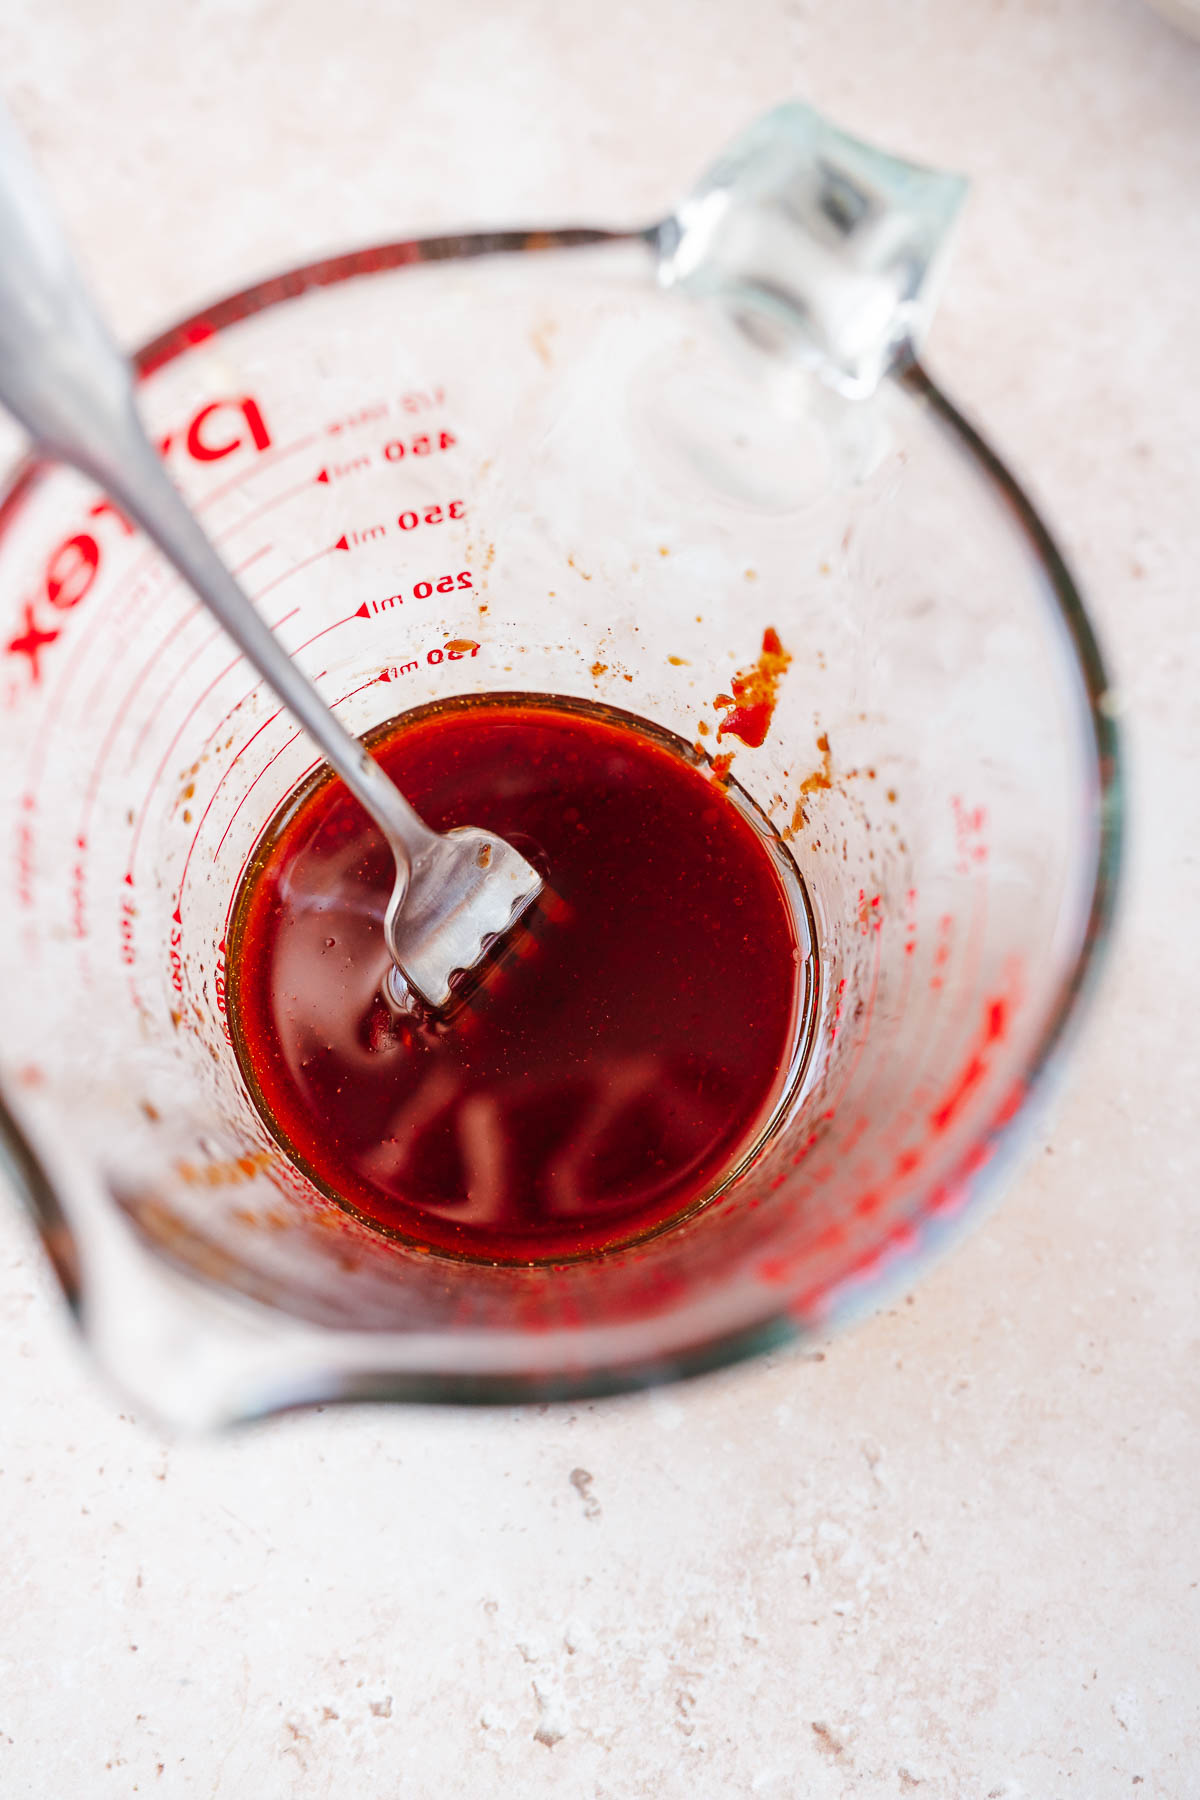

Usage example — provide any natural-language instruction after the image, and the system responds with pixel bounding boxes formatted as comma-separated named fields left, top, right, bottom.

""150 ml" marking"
left=379, top=639, right=480, bottom=682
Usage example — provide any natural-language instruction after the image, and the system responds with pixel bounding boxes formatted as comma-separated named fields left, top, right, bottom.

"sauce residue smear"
left=715, top=627, right=792, bottom=749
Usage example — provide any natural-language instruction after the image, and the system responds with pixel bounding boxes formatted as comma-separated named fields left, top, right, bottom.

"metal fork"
left=0, top=110, right=542, bottom=1010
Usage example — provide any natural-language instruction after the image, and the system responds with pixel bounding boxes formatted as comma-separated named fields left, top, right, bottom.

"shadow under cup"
left=0, top=239, right=1118, bottom=1426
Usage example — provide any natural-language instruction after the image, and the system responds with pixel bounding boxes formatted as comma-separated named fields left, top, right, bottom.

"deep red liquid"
left=228, top=697, right=801, bottom=1261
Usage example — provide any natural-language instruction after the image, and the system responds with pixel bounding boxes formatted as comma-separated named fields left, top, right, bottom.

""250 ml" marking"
left=357, top=570, right=473, bottom=617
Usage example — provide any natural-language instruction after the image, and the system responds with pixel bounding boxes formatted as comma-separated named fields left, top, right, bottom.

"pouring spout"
left=654, top=101, right=968, bottom=399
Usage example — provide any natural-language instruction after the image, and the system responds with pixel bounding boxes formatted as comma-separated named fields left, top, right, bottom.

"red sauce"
left=227, top=696, right=802, bottom=1261
left=715, top=627, right=793, bottom=749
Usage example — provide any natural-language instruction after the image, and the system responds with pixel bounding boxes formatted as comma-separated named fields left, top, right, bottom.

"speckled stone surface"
left=0, top=3, right=1198, bottom=1795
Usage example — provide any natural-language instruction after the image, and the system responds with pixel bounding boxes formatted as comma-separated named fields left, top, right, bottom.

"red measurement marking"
left=98, top=540, right=331, bottom=824
left=250, top=541, right=341, bottom=603
left=760, top=1233, right=844, bottom=1297
left=212, top=475, right=321, bottom=543
left=141, top=694, right=291, bottom=885
left=929, top=993, right=1011, bottom=1136
left=5, top=531, right=106, bottom=684
left=72, top=564, right=179, bottom=731
left=88, top=498, right=134, bottom=536
left=828, top=974, right=848, bottom=1048
left=958, top=862, right=989, bottom=1029
left=194, top=611, right=308, bottom=757
left=381, top=429, right=457, bottom=462
left=208, top=674, right=413, bottom=935
left=182, top=397, right=271, bottom=464
left=219, top=756, right=322, bottom=940
left=286, top=612, right=361, bottom=659
left=175, top=761, right=248, bottom=917
left=876, top=876, right=992, bottom=1166
left=213, top=724, right=302, bottom=859
left=4, top=603, right=60, bottom=682
left=315, top=456, right=371, bottom=483
left=356, top=570, right=474, bottom=616
left=193, top=433, right=321, bottom=515
left=894, top=913, right=960, bottom=1111
left=327, top=402, right=391, bottom=436
left=818, top=899, right=884, bottom=1123
left=176, top=669, right=325, bottom=902
left=396, top=500, right=465, bottom=534
left=395, top=387, right=446, bottom=415
left=124, top=545, right=273, bottom=769
left=319, top=391, right=444, bottom=440
left=7, top=404, right=279, bottom=707
left=212, top=677, right=377, bottom=867
left=191, top=603, right=357, bottom=769
left=859, top=892, right=920, bottom=1160
left=907, top=870, right=990, bottom=1124
left=168, top=915, right=185, bottom=997
left=119, top=893, right=137, bottom=967
left=80, top=603, right=203, bottom=829
left=14, top=793, right=35, bottom=910
left=952, top=795, right=989, bottom=876
left=194, top=611, right=360, bottom=763
left=379, top=639, right=480, bottom=681
left=335, top=524, right=397, bottom=549
left=126, top=606, right=301, bottom=882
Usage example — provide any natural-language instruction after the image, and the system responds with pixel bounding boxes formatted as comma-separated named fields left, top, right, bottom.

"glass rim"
left=0, top=232, right=1124, bottom=1413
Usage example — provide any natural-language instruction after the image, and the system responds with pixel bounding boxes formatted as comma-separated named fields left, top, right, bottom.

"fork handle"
left=0, top=105, right=440, bottom=880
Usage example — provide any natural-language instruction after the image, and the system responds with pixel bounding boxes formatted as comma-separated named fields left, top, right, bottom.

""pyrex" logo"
left=4, top=396, right=271, bottom=684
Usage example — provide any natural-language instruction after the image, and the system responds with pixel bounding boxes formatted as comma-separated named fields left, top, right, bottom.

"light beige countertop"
left=0, top=2, right=1198, bottom=1795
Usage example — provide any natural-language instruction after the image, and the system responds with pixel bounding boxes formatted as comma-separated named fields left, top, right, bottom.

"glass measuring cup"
left=0, top=105, right=1119, bottom=1427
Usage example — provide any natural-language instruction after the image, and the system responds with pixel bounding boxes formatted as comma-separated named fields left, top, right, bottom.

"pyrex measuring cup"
left=0, top=105, right=1119, bottom=1427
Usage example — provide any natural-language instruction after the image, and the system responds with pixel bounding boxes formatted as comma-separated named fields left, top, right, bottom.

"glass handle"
left=654, top=101, right=968, bottom=398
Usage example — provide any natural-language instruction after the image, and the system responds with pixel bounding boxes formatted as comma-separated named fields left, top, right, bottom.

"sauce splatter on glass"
left=715, top=627, right=792, bottom=749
